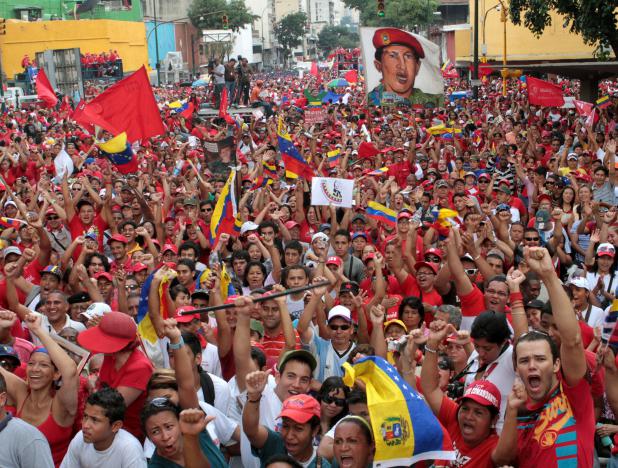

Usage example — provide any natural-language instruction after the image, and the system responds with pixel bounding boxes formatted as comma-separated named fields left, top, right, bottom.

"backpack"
left=198, top=368, right=216, bottom=406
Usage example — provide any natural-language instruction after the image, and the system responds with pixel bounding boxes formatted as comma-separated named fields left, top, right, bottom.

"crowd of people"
left=0, top=47, right=616, bottom=468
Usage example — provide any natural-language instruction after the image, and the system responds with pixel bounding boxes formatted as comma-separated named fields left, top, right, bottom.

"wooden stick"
left=178, top=280, right=330, bottom=315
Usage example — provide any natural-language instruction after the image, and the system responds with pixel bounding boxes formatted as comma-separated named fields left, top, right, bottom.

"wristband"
left=424, top=345, right=437, bottom=354
left=509, top=292, right=523, bottom=303
left=472, top=254, right=481, bottom=261
left=168, top=337, right=184, bottom=350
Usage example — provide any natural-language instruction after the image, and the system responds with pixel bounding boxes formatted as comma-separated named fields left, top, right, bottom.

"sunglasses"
left=329, top=324, right=351, bottom=331
left=525, top=237, right=540, bottom=242
left=321, top=395, right=346, bottom=407
left=126, top=285, right=139, bottom=290
left=47, top=215, right=59, bottom=220
left=148, top=397, right=174, bottom=408
left=464, top=268, right=478, bottom=275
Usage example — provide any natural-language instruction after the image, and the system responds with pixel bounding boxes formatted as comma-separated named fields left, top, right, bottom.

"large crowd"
left=0, top=49, right=616, bottom=468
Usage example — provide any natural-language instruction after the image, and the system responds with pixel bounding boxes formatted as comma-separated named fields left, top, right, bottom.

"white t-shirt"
left=60, top=429, right=146, bottom=468
left=214, top=64, right=226, bottom=84
left=201, top=343, right=222, bottom=378
left=578, top=304, right=606, bottom=329
left=198, top=372, right=231, bottom=416
left=464, top=344, right=515, bottom=433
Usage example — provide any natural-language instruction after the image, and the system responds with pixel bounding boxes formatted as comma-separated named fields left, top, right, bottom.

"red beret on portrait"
left=372, top=28, right=425, bottom=59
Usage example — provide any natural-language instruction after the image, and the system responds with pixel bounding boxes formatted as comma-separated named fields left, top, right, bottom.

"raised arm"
left=232, top=296, right=254, bottom=394
left=242, top=370, right=270, bottom=449
left=445, top=229, right=473, bottom=296
left=419, top=319, right=451, bottom=414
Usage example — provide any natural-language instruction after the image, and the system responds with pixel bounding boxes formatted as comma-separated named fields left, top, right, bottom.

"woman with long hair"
left=316, top=377, right=349, bottom=437
left=0, top=313, right=78, bottom=467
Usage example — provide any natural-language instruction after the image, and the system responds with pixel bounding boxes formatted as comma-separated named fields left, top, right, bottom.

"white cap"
left=311, top=232, right=328, bottom=243
left=81, top=302, right=112, bottom=320
left=240, top=221, right=259, bottom=235
left=3, top=200, right=16, bottom=208
left=327, top=305, right=352, bottom=323
left=2, top=246, right=22, bottom=258
left=568, top=277, right=590, bottom=291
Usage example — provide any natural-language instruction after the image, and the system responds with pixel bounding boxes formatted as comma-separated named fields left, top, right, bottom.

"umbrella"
left=327, top=78, right=349, bottom=88
left=192, top=79, right=207, bottom=87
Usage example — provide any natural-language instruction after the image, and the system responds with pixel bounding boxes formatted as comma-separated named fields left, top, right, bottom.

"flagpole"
left=153, top=0, right=161, bottom=86
left=178, top=280, right=331, bottom=315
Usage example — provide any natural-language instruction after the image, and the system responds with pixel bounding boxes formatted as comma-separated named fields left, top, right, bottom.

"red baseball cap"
left=176, top=306, right=200, bottom=323
left=109, top=234, right=129, bottom=244
left=77, top=312, right=137, bottom=354
left=424, top=248, right=444, bottom=260
left=284, top=220, right=300, bottom=230
left=162, top=244, right=178, bottom=254
left=278, top=394, right=321, bottom=423
left=414, top=261, right=439, bottom=275
left=326, top=256, right=342, bottom=267
left=94, top=271, right=113, bottom=282
left=460, top=380, right=501, bottom=410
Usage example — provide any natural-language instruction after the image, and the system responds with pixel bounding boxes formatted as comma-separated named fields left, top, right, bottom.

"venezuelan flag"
left=195, top=264, right=237, bottom=300
left=262, top=161, right=278, bottom=179
left=98, top=132, right=138, bottom=174
left=368, top=167, right=388, bottom=176
left=277, top=117, right=313, bottom=181
left=168, top=100, right=184, bottom=109
left=343, top=356, right=454, bottom=466
left=0, top=217, right=26, bottom=230
left=597, top=95, right=611, bottom=110
left=366, top=201, right=397, bottom=227
left=179, top=102, right=195, bottom=119
left=209, top=170, right=237, bottom=246
left=137, top=268, right=176, bottom=343
left=327, top=149, right=341, bottom=168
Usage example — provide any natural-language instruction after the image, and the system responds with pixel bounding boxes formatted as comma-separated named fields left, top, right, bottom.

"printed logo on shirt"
left=532, top=390, right=574, bottom=445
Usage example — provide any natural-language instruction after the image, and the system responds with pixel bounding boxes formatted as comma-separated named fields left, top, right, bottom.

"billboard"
left=360, top=27, right=443, bottom=107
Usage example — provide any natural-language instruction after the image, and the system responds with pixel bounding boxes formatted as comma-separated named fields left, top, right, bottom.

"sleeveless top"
left=17, top=393, right=74, bottom=467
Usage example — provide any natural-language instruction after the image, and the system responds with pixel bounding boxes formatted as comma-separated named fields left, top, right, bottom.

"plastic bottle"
left=597, top=423, right=614, bottom=449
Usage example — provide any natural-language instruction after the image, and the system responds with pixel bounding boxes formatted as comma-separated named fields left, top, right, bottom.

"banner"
left=311, top=177, right=354, bottom=208
left=527, top=77, right=565, bottom=107
left=304, top=108, right=326, bottom=125
left=360, top=27, right=443, bottom=107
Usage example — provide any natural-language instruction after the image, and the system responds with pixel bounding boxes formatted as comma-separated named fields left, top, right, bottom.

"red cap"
left=460, top=380, right=501, bottom=410
left=414, top=261, right=439, bottom=275
left=284, top=220, right=300, bottom=229
left=162, top=244, right=178, bottom=254
left=94, top=271, right=113, bottom=282
left=131, top=262, right=148, bottom=273
left=278, top=394, right=321, bottom=423
left=372, top=28, right=425, bottom=59
left=109, top=234, right=128, bottom=244
left=424, top=248, right=444, bottom=260
left=326, top=256, right=342, bottom=267
left=537, top=193, right=552, bottom=204
left=77, top=312, right=137, bottom=354
left=175, top=306, right=199, bottom=323
left=397, top=211, right=412, bottom=220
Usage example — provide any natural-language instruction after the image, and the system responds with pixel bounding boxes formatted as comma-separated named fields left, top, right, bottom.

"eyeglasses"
left=329, top=324, right=351, bottom=331
left=524, top=237, right=540, bottom=242
left=321, top=395, right=347, bottom=407
left=464, top=268, right=478, bottom=275
left=425, top=256, right=441, bottom=263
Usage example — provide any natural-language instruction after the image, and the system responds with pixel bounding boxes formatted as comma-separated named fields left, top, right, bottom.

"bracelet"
left=509, top=292, right=523, bottom=303
left=511, top=312, right=526, bottom=316
left=425, top=345, right=437, bottom=354
left=168, top=337, right=184, bottom=350
left=472, top=254, right=481, bottom=261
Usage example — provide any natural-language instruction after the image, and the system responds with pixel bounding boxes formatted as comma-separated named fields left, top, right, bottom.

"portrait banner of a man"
left=360, top=27, right=444, bottom=107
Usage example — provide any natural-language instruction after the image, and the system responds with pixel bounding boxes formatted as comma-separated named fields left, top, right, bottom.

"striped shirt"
left=262, top=329, right=301, bottom=368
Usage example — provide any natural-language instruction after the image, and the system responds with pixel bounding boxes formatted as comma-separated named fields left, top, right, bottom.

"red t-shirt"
left=98, top=349, right=153, bottom=442
left=460, top=285, right=487, bottom=330
left=438, top=396, right=498, bottom=467
left=516, top=378, right=595, bottom=468
left=400, top=275, right=443, bottom=310
left=220, top=344, right=236, bottom=382
left=68, top=213, right=109, bottom=258
left=262, top=329, right=301, bottom=370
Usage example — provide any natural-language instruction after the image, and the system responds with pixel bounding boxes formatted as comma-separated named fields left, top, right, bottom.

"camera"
left=446, top=380, right=465, bottom=399
left=386, top=335, right=407, bottom=353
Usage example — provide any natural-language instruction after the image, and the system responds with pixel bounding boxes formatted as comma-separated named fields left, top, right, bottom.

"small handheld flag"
left=366, top=201, right=397, bottom=227
left=98, top=132, right=138, bottom=174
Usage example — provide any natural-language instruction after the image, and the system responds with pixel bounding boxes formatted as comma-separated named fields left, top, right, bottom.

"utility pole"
left=153, top=0, right=161, bottom=85
left=472, top=0, right=479, bottom=99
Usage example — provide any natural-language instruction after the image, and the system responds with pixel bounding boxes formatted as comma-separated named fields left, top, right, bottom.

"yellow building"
left=453, top=0, right=610, bottom=64
left=0, top=19, right=149, bottom=78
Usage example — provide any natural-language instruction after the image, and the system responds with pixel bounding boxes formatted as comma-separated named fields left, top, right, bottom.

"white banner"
left=311, top=177, right=354, bottom=208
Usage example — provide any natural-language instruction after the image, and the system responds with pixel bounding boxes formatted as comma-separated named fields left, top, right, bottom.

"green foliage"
left=509, top=0, right=618, bottom=58
left=341, top=0, right=438, bottom=29
left=317, top=26, right=360, bottom=54
left=274, top=12, right=308, bottom=64
left=188, top=0, right=257, bottom=32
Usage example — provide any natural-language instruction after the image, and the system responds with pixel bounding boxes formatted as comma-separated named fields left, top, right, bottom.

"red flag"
left=527, top=77, right=565, bottom=107
left=310, top=61, right=319, bottom=77
left=573, top=99, right=593, bottom=117
left=218, top=88, right=236, bottom=126
left=36, top=69, right=58, bottom=108
left=344, top=69, right=358, bottom=83
left=72, top=66, right=164, bottom=142
left=358, top=141, right=379, bottom=159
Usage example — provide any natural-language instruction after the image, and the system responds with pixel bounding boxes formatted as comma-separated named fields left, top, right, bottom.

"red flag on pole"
left=526, top=77, right=565, bottom=107
left=344, top=69, right=358, bottom=83
left=218, top=87, right=236, bottom=126
left=573, top=99, right=593, bottom=117
left=72, top=66, right=164, bottom=141
left=310, top=61, right=319, bottom=77
left=36, top=69, right=58, bottom=108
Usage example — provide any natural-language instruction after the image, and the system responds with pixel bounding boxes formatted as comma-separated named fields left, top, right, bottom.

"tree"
left=317, top=26, right=359, bottom=54
left=509, top=0, right=618, bottom=59
left=274, top=12, right=308, bottom=67
left=188, top=0, right=256, bottom=33
left=341, top=0, right=438, bottom=30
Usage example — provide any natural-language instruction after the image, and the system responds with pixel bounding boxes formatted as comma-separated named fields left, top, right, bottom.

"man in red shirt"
left=421, top=320, right=502, bottom=468
left=493, top=248, right=594, bottom=467
left=260, top=290, right=299, bottom=369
